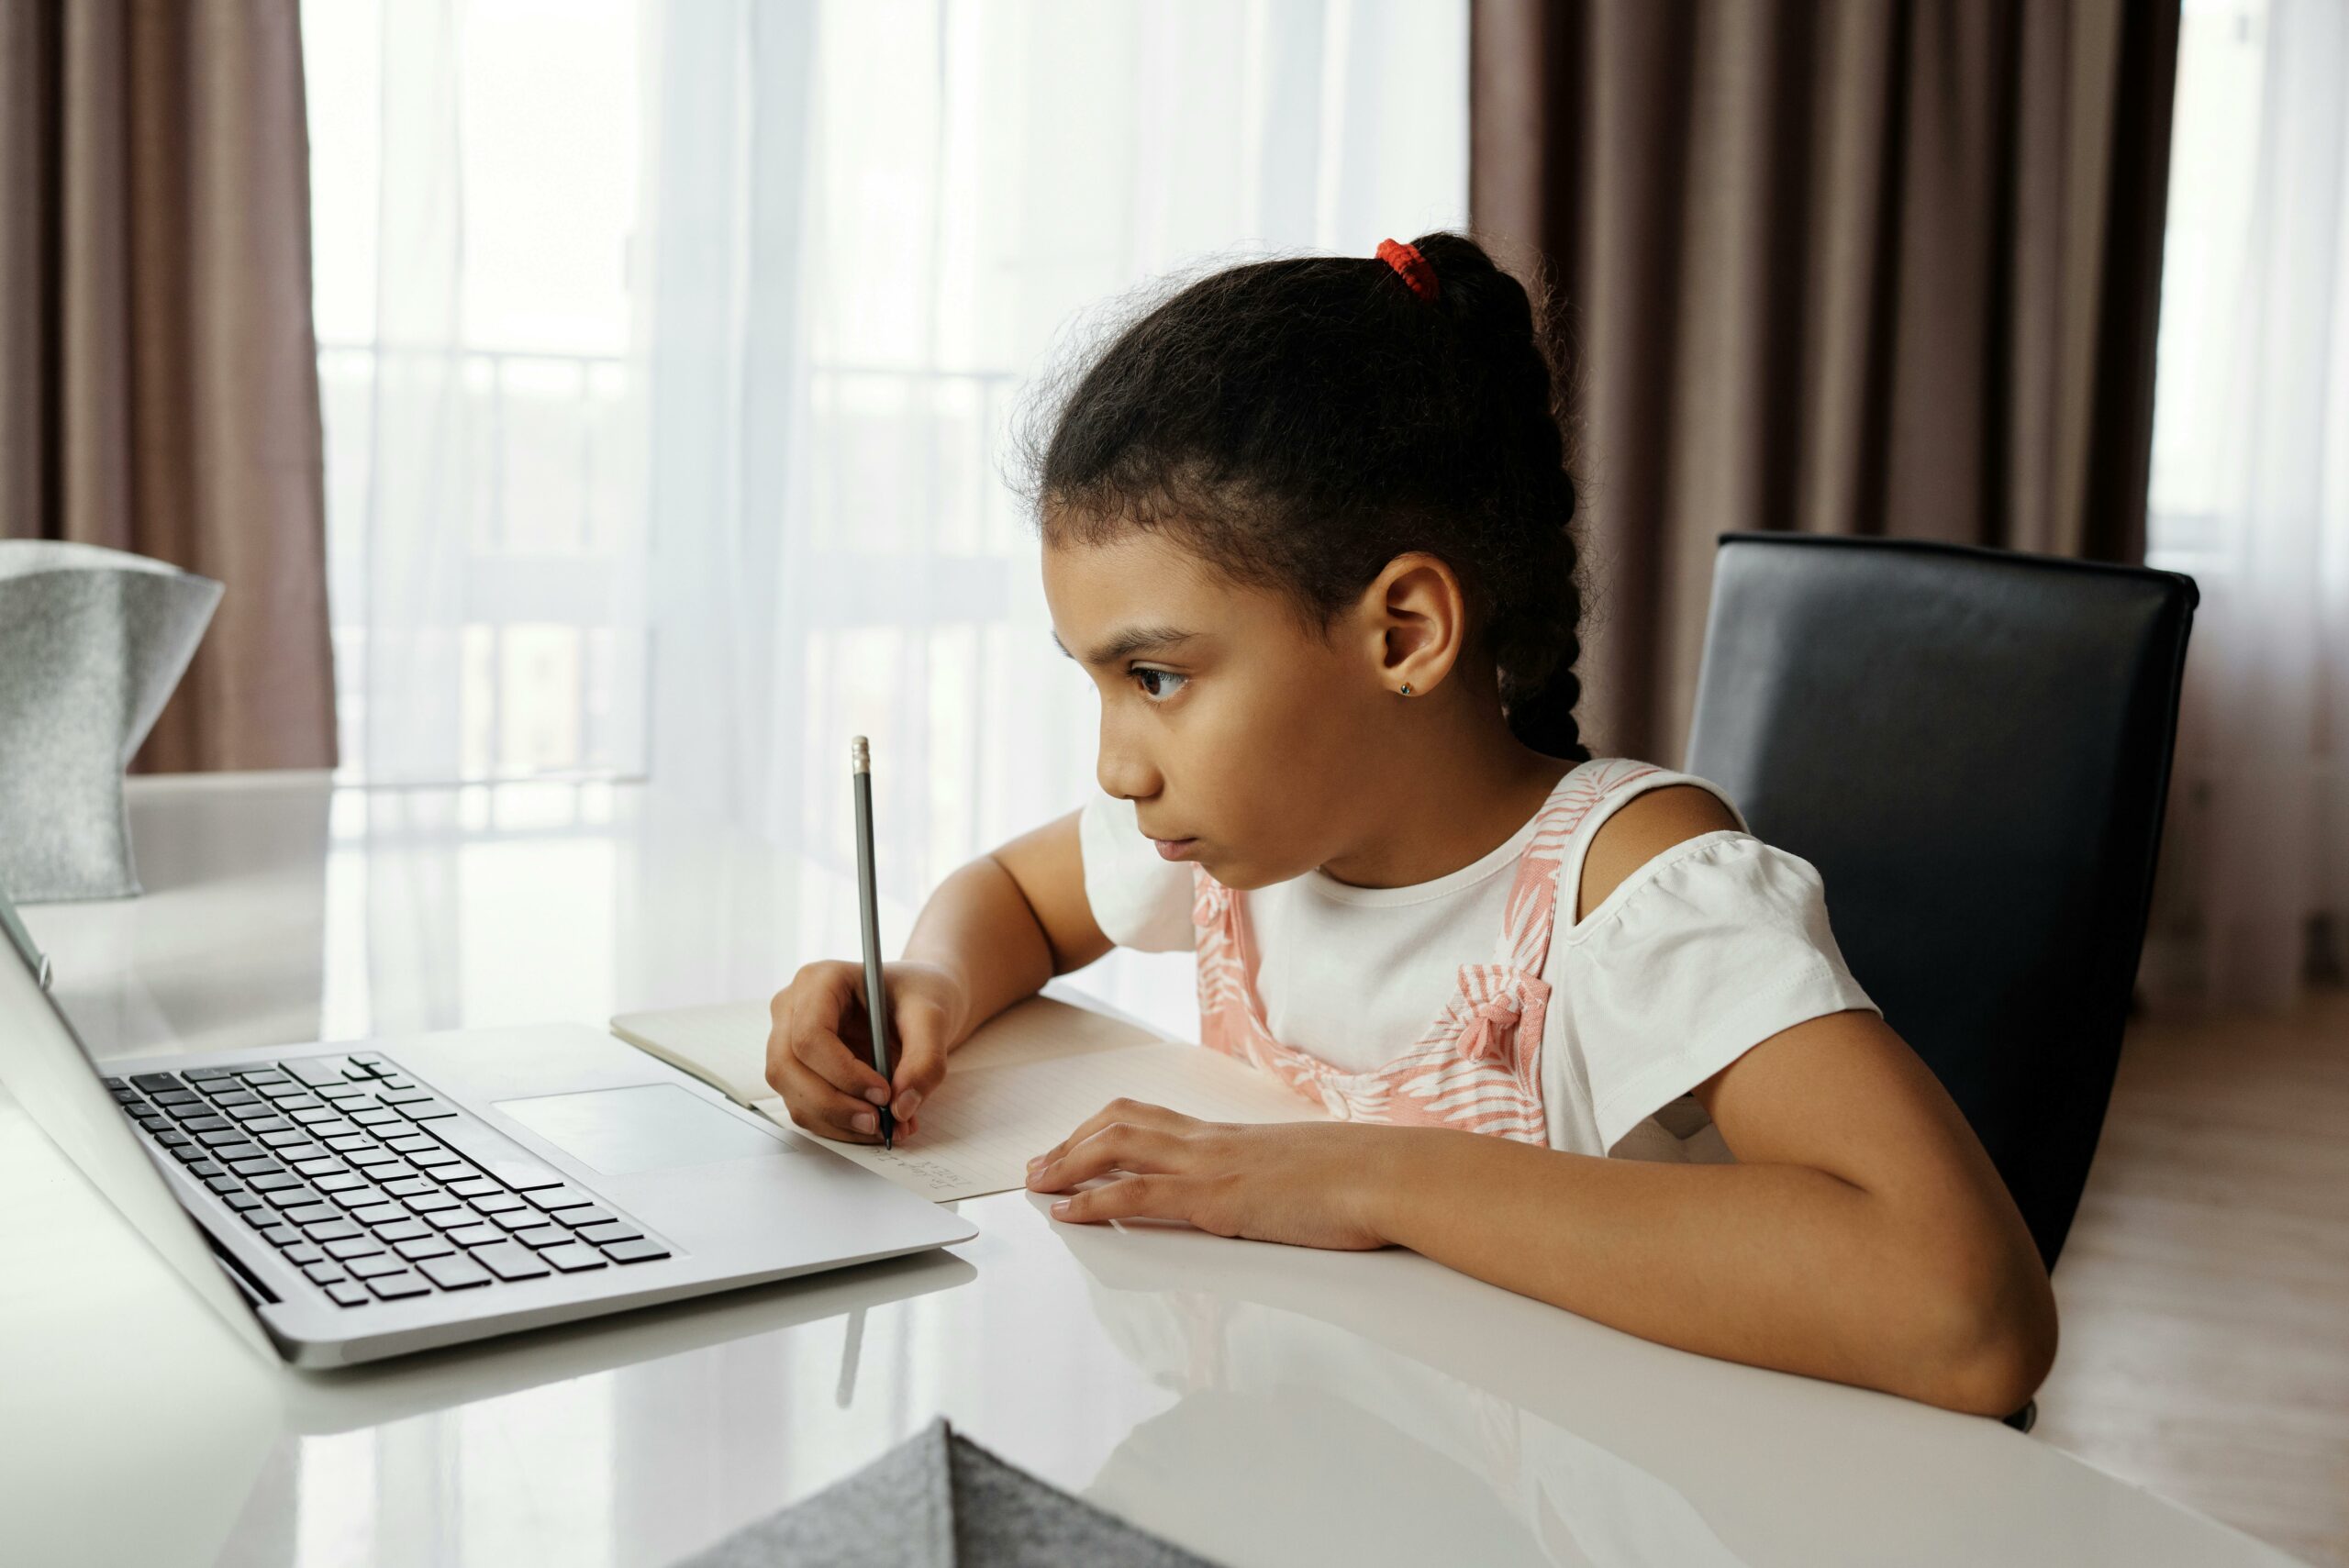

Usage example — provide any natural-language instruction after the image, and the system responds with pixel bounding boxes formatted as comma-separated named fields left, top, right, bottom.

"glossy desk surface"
left=0, top=774, right=2301, bottom=1568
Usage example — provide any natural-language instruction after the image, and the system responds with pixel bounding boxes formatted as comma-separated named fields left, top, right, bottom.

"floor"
left=2034, top=984, right=2349, bottom=1567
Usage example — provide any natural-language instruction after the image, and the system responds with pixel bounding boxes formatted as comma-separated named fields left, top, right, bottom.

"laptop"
left=0, top=885, right=976, bottom=1368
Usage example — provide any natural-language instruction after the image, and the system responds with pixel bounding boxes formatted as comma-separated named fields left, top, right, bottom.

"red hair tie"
left=1376, top=238, right=1440, bottom=303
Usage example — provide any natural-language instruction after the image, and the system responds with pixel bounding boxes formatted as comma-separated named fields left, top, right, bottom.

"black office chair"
left=1683, top=533, right=2197, bottom=1432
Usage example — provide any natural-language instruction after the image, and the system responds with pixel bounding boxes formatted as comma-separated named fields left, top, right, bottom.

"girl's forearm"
left=1362, top=1126, right=2044, bottom=1415
left=901, top=855, right=1058, bottom=1046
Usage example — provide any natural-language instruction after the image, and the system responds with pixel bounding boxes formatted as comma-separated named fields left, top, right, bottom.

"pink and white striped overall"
left=1189, top=760, right=1661, bottom=1144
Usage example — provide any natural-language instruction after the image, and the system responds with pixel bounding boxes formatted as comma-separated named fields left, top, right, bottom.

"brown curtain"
left=1472, top=0, right=2181, bottom=764
left=0, top=0, right=336, bottom=773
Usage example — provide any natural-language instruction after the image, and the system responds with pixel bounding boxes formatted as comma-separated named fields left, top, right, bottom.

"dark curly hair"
left=1019, top=230, right=1591, bottom=764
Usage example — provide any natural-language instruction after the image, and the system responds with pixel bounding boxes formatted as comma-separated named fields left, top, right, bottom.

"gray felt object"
left=676, top=1417, right=1222, bottom=1568
left=0, top=542, right=222, bottom=903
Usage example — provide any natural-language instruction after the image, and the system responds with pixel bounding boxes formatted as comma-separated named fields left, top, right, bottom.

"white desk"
left=0, top=773, right=2302, bottom=1568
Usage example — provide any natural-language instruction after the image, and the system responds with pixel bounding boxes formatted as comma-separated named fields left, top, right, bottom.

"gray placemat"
left=676, top=1417, right=1221, bottom=1568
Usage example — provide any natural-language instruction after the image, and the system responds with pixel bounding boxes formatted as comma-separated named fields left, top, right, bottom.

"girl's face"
left=1043, top=528, right=1389, bottom=890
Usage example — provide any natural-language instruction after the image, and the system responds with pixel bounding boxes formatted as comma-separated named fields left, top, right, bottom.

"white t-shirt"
left=1077, top=757, right=1880, bottom=1162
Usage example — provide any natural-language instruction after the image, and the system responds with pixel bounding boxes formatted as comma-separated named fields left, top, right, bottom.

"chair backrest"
left=1683, top=533, right=2197, bottom=1267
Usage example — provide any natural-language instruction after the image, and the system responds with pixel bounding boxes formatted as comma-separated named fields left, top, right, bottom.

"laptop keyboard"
left=104, top=1052, right=674, bottom=1308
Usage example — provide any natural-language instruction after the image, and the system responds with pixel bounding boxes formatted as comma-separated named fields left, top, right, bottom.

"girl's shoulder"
left=1555, top=755, right=1749, bottom=840
left=1550, top=756, right=1753, bottom=928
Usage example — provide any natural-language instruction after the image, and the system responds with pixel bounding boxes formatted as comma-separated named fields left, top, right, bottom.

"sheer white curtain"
left=307, top=0, right=1466, bottom=862
left=2143, top=0, right=2349, bottom=1011
left=633, top=0, right=1470, bottom=921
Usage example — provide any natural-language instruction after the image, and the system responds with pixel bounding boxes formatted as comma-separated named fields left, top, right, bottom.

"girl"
left=764, top=233, right=2057, bottom=1418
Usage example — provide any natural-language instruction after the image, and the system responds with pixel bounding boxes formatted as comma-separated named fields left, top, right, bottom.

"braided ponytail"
left=1409, top=234, right=1589, bottom=762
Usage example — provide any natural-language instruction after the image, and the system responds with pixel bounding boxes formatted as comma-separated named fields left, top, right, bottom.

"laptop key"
left=304, top=1262, right=349, bottom=1284
left=304, top=1219, right=363, bottom=1243
left=256, top=1225, right=301, bottom=1247
left=514, top=1227, right=571, bottom=1250
left=228, top=1158, right=281, bottom=1178
left=347, top=1149, right=398, bottom=1168
left=324, top=1282, right=370, bottom=1307
left=525, top=1186, right=593, bottom=1213
left=375, top=1089, right=432, bottom=1106
left=250, top=1172, right=303, bottom=1192
left=314, top=1172, right=367, bottom=1193
left=364, top=1271, right=432, bottom=1300
left=284, top=1057, right=352, bottom=1088
left=265, top=1186, right=326, bottom=1209
left=410, top=1150, right=464, bottom=1170
left=470, top=1243, right=551, bottom=1281
left=375, top=1219, right=436, bottom=1243
left=181, top=1116, right=231, bottom=1134
left=328, top=1186, right=385, bottom=1210
left=208, top=1141, right=265, bottom=1163
left=157, top=1130, right=195, bottom=1149
left=283, top=1242, right=326, bottom=1264
left=447, top=1224, right=503, bottom=1248
left=601, top=1239, right=672, bottom=1264
left=446, top=1177, right=503, bottom=1199
left=418, top=1255, right=493, bottom=1290
left=345, top=1254, right=407, bottom=1279
left=351, top=1108, right=404, bottom=1128
left=204, top=1176, right=240, bottom=1195
left=394, top=1236, right=455, bottom=1262
left=197, top=1129, right=251, bottom=1148
left=383, top=1178, right=438, bottom=1200
left=186, top=1160, right=225, bottom=1179
left=291, top=1158, right=343, bottom=1178
left=151, top=1089, right=201, bottom=1106
left=399, top=1101, right=459, bottom=1121
left=318, top=1084, right=367, bottom=1102
left=283, top=1203, right=340, bottom=1227
left=325, top=1237, right=384, bottom=1261
left=351, top=1204, right=406, bottom=1226
left=224, top=1194, right=266, bottom=1212
left=322, top=1134, right=373, bottom=1152
left=573, top=1220, right=642, bottom=1246
left=290, top=1106, right=340, bottom=1124
left=470, top=1192, right=526, bottom=1215
left=169, top=1143, right=206, bottom=1162
left=129, top=1073, right=182, bottom=1093
left=404, top=1191, right=460, bottom=1213
left=382, top=1133, right=437, bottom=1155
left=258, top=1130, right=312, bottom=1150
left=489, top=1210, right=541, bottom=1232
left=541, top=1243, right=609, bottom=1273
left=241, top=1117, right=295, bottom=1136
left=425, top=1206, right=484, bottom=1231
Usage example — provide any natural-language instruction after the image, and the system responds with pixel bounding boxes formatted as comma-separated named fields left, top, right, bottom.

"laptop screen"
left=0, top=884, right=275, bottom=1358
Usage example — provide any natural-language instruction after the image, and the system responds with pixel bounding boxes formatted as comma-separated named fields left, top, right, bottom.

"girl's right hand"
left=764, top=959, right=967, bottom=1144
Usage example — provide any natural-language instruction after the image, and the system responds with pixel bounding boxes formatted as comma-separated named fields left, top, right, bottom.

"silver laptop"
left=0, top=886, right=975, bottom=1368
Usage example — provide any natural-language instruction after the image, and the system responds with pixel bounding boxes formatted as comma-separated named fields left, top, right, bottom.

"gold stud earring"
left=1399, top=683, right=1414, bottom=696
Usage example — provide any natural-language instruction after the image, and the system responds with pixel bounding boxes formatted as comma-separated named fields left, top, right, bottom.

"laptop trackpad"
left=493, top=1084, right=791, bottom=1175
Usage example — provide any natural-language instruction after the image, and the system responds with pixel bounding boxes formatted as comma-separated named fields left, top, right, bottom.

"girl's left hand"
left=1024, top=1097, right=1395, bottom=1251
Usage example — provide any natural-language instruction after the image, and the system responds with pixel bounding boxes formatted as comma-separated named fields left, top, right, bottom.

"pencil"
left=851, top=736, right=895, bottom=1150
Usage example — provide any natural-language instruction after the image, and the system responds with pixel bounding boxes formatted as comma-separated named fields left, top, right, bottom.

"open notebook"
left=608, top=992, right=1330, bottom=1203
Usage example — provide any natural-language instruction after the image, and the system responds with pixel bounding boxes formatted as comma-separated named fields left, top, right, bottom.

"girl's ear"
left=1361, top=552, right=1468, bottom=697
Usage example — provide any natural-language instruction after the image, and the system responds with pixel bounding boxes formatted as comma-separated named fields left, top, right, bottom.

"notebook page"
left=609, top=992, right=1160, bottom=1108
left=754, top=1039, right=1332, bottom=1202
